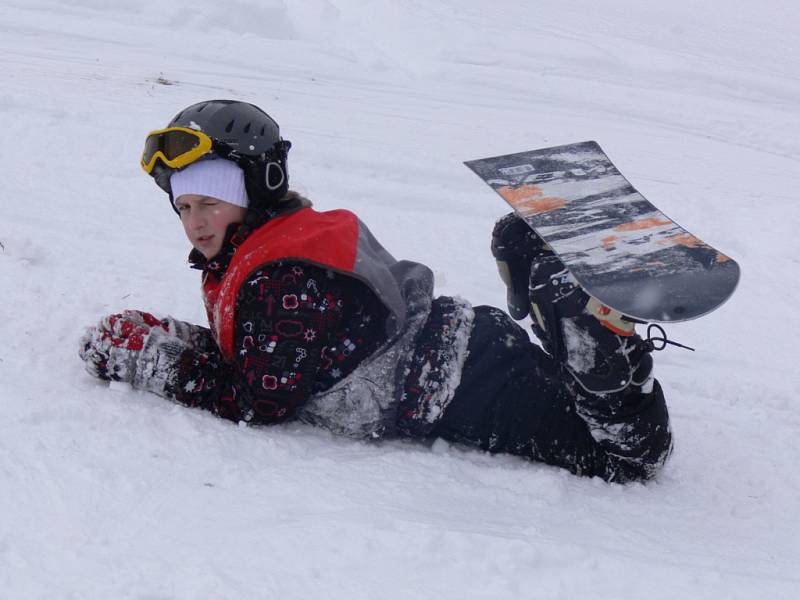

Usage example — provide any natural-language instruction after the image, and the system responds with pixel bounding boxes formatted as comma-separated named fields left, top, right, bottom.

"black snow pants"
left=434, top=306, right=673, bottom=483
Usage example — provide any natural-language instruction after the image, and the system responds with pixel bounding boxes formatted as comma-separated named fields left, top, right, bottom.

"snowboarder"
left=79, top=100, right=672, bottom=483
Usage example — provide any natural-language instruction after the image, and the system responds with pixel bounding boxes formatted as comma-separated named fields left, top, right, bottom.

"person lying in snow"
left=79, top=100, right=672, bottom=483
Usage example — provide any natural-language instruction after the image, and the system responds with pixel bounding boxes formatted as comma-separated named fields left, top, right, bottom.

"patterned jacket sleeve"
left=164, top=262, right=357, bottom=424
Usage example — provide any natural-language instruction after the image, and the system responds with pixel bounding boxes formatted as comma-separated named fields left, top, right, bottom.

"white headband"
left=170, top=159, right=248, bottom=208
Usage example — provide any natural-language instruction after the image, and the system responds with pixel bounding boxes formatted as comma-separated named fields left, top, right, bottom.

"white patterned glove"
left=79, top=312, right=191, bottom=396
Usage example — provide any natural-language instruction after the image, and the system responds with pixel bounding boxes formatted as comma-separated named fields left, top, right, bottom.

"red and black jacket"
left=167, top=204, right=473, bottom=437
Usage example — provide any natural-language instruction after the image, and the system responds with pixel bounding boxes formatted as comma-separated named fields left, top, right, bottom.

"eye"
left=176, top=203, right=189, bottom=212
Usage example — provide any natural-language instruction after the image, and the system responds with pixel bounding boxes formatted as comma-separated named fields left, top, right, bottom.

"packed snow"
left=1, top=1, right=799, bottom=598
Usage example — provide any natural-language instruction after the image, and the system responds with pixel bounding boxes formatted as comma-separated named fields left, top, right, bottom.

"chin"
left=196, top=246, right=219, bottom=260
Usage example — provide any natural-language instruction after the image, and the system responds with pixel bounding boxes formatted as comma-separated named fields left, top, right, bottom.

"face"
left=174, top=194, right=247, bottom=259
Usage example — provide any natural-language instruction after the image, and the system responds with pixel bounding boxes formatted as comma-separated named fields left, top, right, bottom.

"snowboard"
left=464, top=141, right=740, bottom=323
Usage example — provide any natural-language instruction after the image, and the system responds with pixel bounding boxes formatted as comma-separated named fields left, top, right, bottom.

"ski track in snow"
left=1, top=1, right=799, bottom=598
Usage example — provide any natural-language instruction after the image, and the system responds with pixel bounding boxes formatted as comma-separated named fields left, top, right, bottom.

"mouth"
left=194, top=234, right=215, bottom=247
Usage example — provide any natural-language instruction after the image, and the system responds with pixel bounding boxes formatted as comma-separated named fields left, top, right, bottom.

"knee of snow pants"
left=434, top=305, right=673, bottom=483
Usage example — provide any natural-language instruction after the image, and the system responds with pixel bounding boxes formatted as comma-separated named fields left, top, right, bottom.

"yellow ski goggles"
left=140, top=126, right=214, bottom=174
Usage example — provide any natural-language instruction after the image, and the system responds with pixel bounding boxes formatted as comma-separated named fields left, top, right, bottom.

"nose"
left=185, top=207, right=206, bottom=231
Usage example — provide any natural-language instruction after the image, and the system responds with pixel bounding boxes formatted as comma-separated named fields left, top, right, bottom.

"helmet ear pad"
left=242, top=141, right=291, bottom=212
left=265, top=160, right=286, bottom=191
left=243, top=158, right=288, bottom=211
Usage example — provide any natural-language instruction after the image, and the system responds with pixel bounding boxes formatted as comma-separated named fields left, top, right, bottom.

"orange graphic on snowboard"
left=497, top=184, right=566, bottom=214
left=615, top=218, right=672, bottom=232
left=601, top=219, right=672, bottom=251
left=601, top=235, right=619, bottom=249
left=499, top=187, right=731, bottom=266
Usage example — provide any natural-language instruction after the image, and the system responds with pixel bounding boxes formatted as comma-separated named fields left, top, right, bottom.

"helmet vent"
left=225, top=119, right=235, bottom=133
left=196, top=104, right=207, bottom=113
left=243, top=122, right=251, bottom=133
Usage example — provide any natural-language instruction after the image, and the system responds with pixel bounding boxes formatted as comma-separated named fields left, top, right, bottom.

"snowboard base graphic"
left=465, top=141, right=740, bottom=323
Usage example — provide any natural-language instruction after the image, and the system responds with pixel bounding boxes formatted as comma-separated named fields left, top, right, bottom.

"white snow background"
left=1, top=1, right=799, bottom=598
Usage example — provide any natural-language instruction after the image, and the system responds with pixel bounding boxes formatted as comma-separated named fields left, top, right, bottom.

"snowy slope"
left=1, top=1, right=799, bottom=598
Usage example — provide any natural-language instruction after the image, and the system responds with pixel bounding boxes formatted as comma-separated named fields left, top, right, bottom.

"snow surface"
left=1, top=1, right=799, bottom=598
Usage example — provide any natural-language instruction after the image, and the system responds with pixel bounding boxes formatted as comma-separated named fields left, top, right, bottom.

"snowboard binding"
left=493, top=212, right=661, bottom=395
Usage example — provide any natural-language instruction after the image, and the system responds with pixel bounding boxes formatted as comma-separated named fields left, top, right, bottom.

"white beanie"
left=170, top=159, right=249, bottom=208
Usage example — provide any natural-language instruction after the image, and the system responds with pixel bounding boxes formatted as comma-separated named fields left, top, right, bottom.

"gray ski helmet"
left=149, top=99, right=291, bottom=212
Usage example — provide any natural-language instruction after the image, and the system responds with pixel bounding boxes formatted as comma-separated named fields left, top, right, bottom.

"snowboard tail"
left=465, top=141, right=739, bottom=322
